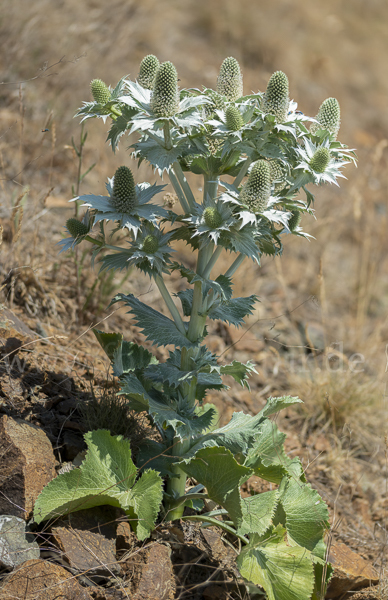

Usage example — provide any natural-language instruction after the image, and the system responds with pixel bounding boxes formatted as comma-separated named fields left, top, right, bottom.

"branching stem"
left=155, top=275, right=186, bottom=336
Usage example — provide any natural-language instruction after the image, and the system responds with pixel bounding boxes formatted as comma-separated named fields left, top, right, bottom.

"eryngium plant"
left=35, top=56, right=356, bottom=600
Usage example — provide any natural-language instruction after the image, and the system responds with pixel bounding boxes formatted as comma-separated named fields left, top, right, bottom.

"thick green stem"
left=84, top=235, right=103, bottom=246
left=233, top=157, right=252, bottom=189
left=110, top=106, right=122, bottom=118
left=203, top=174, right=219, bottom=203
left=167, top=173, right=222, bottom=522
left=173, top=161, right=196, bottom=211
left=202, top=245, right=223, bottom=280
left=155, top=275, right=186, bottom=336
left=168, top=170, right=190, bottom=214
left=225, top=253, right=246, bottom=278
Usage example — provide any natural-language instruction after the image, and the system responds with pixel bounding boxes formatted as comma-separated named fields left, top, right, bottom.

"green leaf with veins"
left=34, top=430, right=163, bottom=541
left=238, top=490, right=279, bottom=536
left=237, top=525, right=315, bottom=600
left=279, top=478, right=329, bottom=554
left=244, top=418, right=305, bottom=484
left=180, top=446, right=252, bottom=527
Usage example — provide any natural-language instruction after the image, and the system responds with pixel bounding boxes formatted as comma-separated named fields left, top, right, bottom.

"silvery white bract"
left=40, top=55, right=357, bottom=600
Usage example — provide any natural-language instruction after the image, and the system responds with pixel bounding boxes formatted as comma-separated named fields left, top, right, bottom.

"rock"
left=116, top=520, right=133, bottom=552
left=129, top=543, right=175, bottom=600
left=0, top=515, right=40, bottom=569
left=51, top=507, right=121, bottom=578
left=201, top=527, right=235, bottom=564
left=0, top=415, right=56, bottom=519
left=326, top=540, right=380, bottom=599
left=0, top=558, right=93, bottom=599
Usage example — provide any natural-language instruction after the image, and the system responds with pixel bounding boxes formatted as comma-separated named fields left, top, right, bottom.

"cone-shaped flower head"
left=311, top=97, right=341, bottom=139
left=151, top=61, right=179, bottom=117
left=262, top=71, right=289, bottom=123
left=90, top=79, right=111, bottom=105
left=203, top=207, right=223, bottom=229
left=142, top=234, right=159, bottom=254
left=138, top=54, right=160, bottom=90
left=216, top=57, right=243, bottom=101
left=111, top=166, right=137, bottom=212
left=268, top=159, right=287, bottom=191
left=225, top=105, right=244, bottom=131
left=65, top=218, right=89, bottom=238
left=309, top=147, right=331, bottom=173
left=288, top=210, right=301, bottom=231
left=268, top=158, right=285, bottom=182
left=239, top=160, right=271, bottom=213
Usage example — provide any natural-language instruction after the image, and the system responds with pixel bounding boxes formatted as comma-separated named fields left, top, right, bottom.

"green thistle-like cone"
left=90, top=79, right=111, bottom=105
left=268, top=159, right=283, bottom=181
left=66, top=218, right=89, bottom=238
left=203, top=207, right=223, bottom=228
left=288, top=210, right=302, bottom=231
left=151, top=61, right=179, bottom=117
left=216, top=57, right=243, bottom=101
left=138, top=54, right=160, bottom=90
left=262, top=71, right=289, bottom=123
left=111, top=166, right=137, bottom=212
left=239, top=160, right=271, bottom=213
left=142, top=234, right=159, bottom=254
left=225, top=105, right=244, bottom=131
left=309, top=147, right=331, bottom=173
left=310, top=97, right=341, bottom=139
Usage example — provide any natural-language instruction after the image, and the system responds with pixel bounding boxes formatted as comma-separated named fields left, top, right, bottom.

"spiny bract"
left=216, top=57, right=243, bottom=102
left=309, top=147, right=330, bottom=173
left=142, top=234, right=159, bottom=254
left=138, top=55, right=160, bottom=90
left=262, top=71, right=289, bottom=123
left=111, top=166, right=137, bottom=212
left=225, top=105, right=244, bottom=131
left=66, top=218, right=89, bottom=238
left=90, top=79, right=111, bottom=105
left=310, top=97, right=341, bottom=139
left=151, top=61, right=179, bottom=117
left=203, top=207, right=223, bottom=228
left=288, top=209, right=302, bottom=231
left=239, top=160, right=271, bottom=213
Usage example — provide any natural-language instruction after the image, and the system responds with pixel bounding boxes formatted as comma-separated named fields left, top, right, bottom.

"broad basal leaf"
left=244, top=419, right=294, bottom=484
left=237, top=525, right=315, bottom=600
left=34, top=430, right=163, bottom=541
left=279, top=478, right=329, bottom=554
left=180, top=446, right=252, bottom=527
left=111, top=293, right=196, bottom=349
left=238, top=490, right=279, bottom=536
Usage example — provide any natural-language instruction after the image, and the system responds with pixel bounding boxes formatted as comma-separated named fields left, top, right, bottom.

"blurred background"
left=1, top=0, right=387, bottom=572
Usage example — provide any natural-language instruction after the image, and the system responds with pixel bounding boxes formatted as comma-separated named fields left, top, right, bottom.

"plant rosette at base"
left=36, top=54, right=356, bottom=600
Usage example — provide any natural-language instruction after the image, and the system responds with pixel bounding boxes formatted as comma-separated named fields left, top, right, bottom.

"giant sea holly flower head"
left=74, top=165, right=168, bottom=237
left=310, top=97, right=341, bottom=139
left=216, top=57, right=243, bottom=101
left=138, top=54, right=160, bottom=90
left=151, top=61, right=180, bottom=118
left=262, top=71, right=289, bottom=123
left=239, top=160, right=272, bottom=213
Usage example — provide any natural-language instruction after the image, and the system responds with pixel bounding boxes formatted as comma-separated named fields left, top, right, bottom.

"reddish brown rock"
left=0, top=415, right=56, bottom=519
left=0, top=558, right=93, bottom=599
left=131, top=543, right=175, bottom=600
left=326, top=540, right=379, bottom=599
left=51, top=507, right=121, bottom=577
